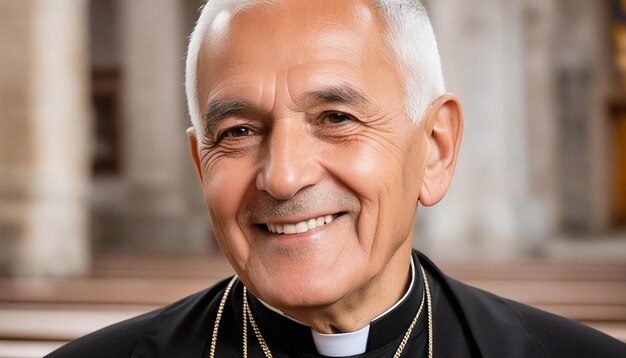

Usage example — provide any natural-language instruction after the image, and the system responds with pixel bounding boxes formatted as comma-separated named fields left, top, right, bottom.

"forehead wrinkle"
left=285, top=61, right=374, bottom=108
left=199, top=64, right=263, bottom=98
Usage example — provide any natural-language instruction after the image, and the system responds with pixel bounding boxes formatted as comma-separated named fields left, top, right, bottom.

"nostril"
left=255, top=147, right=323, bottom=200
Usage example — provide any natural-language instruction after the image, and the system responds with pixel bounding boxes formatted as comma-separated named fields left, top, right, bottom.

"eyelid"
left=319, top=110, right=360, bottom=124
left=214, top=118, right=268, bottom=145
left=217, top=125, right=253, bottom=140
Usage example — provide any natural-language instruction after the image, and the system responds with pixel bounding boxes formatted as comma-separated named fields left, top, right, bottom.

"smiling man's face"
left=189, top=0, right=434, bottom=314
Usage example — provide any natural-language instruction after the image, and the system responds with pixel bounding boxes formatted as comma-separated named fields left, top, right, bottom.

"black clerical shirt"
left=46, top=251, right=626, bottom=357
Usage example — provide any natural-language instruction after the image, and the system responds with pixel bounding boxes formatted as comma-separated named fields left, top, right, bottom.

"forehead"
left=196, top=0, right=399, bottom=112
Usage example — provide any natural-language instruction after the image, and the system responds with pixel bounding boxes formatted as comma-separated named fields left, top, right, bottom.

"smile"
left=265, top=215, right=336, bottom=234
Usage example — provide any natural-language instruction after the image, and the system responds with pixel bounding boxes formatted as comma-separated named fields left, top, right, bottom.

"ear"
left=418, top=94, right=463, bottom=207
left=187, top=127, right=204, bottom=181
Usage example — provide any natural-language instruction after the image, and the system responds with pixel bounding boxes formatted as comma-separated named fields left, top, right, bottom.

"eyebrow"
left=202, top=99, right=255, bottom=134
left=201, top=85, right=371, bottom=133
left=303, top=84, right=371, bottom=108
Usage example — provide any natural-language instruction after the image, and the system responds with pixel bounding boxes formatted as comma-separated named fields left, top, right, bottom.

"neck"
left=279, top=242, right=413, bottom=334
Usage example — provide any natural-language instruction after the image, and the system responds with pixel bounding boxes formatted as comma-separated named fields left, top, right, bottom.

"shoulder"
left=44, top=308, right=162, bottom=358
left=44, top=277, right=234, bottom=358
left=415, top=251, right=626, bottom=357
left=504, top=298, right=626, bottom=357
left=456, top=280, right=625, bottom=356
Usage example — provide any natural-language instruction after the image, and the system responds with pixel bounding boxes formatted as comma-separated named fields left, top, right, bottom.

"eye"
left=325, top=112, right=355, bottom=124
left=219, top=126, right=252, bottom=140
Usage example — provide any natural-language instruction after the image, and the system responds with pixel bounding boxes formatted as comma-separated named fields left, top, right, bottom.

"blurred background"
left=0, top=0, right=625, bottom=356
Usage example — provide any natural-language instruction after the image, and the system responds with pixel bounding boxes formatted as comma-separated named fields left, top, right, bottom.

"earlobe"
left=418, top=94, right=463, bottom=207
left=187, top=127, right=203, bottom=181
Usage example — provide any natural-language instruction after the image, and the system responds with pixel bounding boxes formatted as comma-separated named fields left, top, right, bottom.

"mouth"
left=261, top=213, right=342, bottom=235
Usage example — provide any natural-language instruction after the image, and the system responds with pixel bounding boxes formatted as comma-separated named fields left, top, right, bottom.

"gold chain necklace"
left=209, top=265, right=433, bottom=358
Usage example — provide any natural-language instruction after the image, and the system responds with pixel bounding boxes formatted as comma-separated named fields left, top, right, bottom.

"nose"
left=256, top=120, right=322, bottom=200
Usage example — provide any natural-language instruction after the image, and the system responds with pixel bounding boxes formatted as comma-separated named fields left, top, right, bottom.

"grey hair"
left=185, top=0, right=445, bottom=130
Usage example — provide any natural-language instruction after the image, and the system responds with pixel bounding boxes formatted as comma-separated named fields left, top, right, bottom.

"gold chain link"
left=209, top=276, right=238, bottom=358
left=243, top=287, right=273, bottom=358
left=392, top=265, right=432, bottom=358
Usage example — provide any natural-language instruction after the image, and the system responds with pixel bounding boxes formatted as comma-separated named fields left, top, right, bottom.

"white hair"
left=185, top=0, right=445, bottom=130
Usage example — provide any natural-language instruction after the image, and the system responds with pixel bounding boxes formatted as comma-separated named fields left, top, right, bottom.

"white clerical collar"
left=257, top=258, right=416, bottom=357
left=311, top=324, right=370, bottom=357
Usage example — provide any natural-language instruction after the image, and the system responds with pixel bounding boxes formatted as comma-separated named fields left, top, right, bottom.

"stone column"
left=523, top=0, right=559, bottom=241
left=554, top=0, right=613, bottom=233
left=0, top=0, right=35, bottom=275
left=418, top=0, right=548, bottom=258
left=118, top=0, right=209, bottom=252
left=0, top=0, right=90, bottom=276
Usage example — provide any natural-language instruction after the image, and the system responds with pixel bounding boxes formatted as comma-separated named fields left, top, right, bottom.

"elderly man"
left=48, top=0, right=625, bottom=357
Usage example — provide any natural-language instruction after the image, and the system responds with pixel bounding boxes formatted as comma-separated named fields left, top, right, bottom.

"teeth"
left=295, top=222, right=308, bottom=233
left=266, top=215, right=335, bottom=234
left=284, top=224, right=296, bottom=234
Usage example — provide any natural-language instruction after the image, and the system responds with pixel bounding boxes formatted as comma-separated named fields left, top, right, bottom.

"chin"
left=248, top=267, right=352, bottom=310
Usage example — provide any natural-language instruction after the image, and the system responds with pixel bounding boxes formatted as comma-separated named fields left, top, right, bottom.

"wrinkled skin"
left=188, top=0, right=463, bottom=333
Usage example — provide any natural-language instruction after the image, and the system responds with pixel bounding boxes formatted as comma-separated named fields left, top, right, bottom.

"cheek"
left=325, top=142, right=404, bottom=235
left=323, top=131, right=425, bottom=240
left=328, top=137, right=411, bottom=204
left=402, top=133, right=429, bottom=192
left=202, top=159, right=255, bottom=226
left=201, top=159, right=258, bottom=272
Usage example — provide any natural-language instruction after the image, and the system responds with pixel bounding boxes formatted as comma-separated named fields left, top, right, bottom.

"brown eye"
left=220, top=127, right=251, bottom=139
left=326, top=112, right=353, bottom=124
